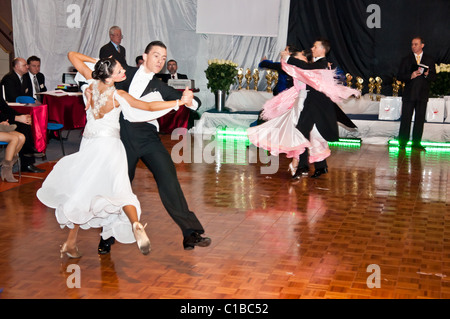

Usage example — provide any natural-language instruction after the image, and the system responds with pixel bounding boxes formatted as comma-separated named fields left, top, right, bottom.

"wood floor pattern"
left=0, top=135, right=449, bottom=299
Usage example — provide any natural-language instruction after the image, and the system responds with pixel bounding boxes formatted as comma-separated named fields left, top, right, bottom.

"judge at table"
left=23, top=55, right=47, bottom=102
left=156, top=59, right=188, bottom=83
left=1, top=57, right=27, bottom=102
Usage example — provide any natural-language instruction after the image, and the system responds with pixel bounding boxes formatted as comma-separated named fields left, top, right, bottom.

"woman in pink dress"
left=248, top=50, right=359, bottom=176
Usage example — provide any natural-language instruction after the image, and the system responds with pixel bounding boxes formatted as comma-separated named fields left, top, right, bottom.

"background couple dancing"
left=248, top=38, right=359, bottom=179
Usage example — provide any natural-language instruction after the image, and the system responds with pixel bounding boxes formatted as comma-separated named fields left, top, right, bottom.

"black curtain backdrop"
left=287, top=0, right=450, bottom=94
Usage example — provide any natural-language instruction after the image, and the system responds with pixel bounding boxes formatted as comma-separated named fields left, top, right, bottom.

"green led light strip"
left=216, top=128, right=362, bottom=146
left=388, top=139, right=450, bottom=148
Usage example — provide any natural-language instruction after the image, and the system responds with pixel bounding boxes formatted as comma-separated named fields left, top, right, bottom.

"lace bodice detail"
left=83, top=80, right=122, bottom=139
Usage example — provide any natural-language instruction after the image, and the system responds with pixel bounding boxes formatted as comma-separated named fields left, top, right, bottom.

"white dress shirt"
left=125, top=66, right=178, bottom=129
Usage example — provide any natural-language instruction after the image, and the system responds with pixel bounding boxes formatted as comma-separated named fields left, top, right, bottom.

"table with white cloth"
left=191, top=90, right=270, bottom=135
left=225, top=90, right=273, bottom=112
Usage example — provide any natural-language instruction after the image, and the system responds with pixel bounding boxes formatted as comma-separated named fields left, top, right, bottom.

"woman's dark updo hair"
left=303, top=49, right=313, bottom=63
left=92, top=57, right=117, bottom=83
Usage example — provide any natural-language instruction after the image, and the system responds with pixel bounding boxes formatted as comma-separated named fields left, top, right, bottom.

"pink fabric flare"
left=261, top=60, right=359, bottom=121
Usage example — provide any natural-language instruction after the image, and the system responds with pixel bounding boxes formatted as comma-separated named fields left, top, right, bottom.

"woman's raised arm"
left=67, top=52, right=98, bottom=81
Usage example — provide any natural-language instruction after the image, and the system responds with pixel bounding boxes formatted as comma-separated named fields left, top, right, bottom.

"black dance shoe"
left=411, top=143, right=426, bottom=151
left=183, top=232, right=211, bottom=250
left=22, top=164, right=45, bottom=173
left=292, top=166, right=309, bottom=179
left=98, top=236, right=115, bottom=254
left=311, top=168, right=328, bottom=178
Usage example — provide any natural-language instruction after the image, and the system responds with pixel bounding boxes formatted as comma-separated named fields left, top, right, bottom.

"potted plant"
left=205, top=59, right=238, bottom=111
left=430, top=63, right=450, bottom=97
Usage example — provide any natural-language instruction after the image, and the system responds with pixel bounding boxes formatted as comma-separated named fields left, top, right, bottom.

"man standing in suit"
left=97, top=41, right=211, bottom=254
left=99, top=26, right=128, bottom=67
left=397, top=36, right=436, bottom=150
left=0, top=58, right=45, bottom=173
left=23, top=56, right=47, bottom=102
left=281, top=38, right=338, bottom=179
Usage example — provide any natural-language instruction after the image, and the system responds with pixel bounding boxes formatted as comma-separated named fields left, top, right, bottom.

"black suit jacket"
left=155, top=73, right=188, bottom=84
left=397, top=53, right=436, bottom=102
left=1, top=71, right=25, bottom=102
left=22, top=72, right=47, bottom=99
left=0, top=92, right=20, bottom=123
left=99, top=42, right=128, bottom=67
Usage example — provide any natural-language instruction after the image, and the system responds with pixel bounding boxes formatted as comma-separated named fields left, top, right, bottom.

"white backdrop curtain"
left=12, top=0, right=289, bottom=112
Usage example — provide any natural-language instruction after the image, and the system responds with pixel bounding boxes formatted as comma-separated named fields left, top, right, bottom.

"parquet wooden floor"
left=0, top=135, right=449, bottom=300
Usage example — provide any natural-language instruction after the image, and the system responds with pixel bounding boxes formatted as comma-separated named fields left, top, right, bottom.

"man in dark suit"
left=156, top=59, right=188, bottom=83
left=97, top=41, right=210, bottom=254
left=99, top=26, right=128, bottom=67
left=281, top=38, right=338, bottom=179
left=22, top=56, right=47, bottom=102
left=1, top=57, right=28, bottom=102
left=397, top=36, right=436, bottom=150
left=0, top=58, right=45, bottom=173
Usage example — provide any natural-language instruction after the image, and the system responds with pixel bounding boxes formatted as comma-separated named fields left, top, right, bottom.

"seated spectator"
left=1, top=58, right=28, bottom=102
left=0, top=116, right=25, bottom=183
left=0, top=93, right=45, bottom=173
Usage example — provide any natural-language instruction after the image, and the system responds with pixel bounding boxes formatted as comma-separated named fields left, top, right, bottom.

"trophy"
left=356, top=77, right=364, bottom=98
left=375, top=77, right=382, bottom=101
left=252, top=69, right=259, bottom=91
left=392, top=77, right=401, bottom=97
left=245, top=68, right=252, bottom=90
left=368, top=77, right=375, bottom=101
left=273, top=71, right=278, bottom=88
left=237, top=68, right=244, bottom=90
left=345, top=73, right=353, bottom=88
left=265, top=70, right=273, bottom=93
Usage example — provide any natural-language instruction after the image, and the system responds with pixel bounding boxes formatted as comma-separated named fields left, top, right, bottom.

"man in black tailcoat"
left=97, top=41, right=211, bottom=254
left=282, top=38, right=346, bottom=179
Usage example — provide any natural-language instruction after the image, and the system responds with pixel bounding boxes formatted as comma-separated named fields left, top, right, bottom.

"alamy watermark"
left=366, top=264, right=381, bottom=288
left=170, top=128, right=279, bottom=174
left=66, top=264, right=81, bottom=288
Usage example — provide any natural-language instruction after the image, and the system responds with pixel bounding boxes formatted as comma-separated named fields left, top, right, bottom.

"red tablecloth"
left=157, top=106, right=191, bottom=134
left=9, top=103, right=48, bottom=153
left=43, top=94, right=86, bottom=130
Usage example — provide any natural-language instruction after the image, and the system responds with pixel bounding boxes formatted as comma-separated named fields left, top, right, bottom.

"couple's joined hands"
left=180, top=87, right=194, bottom=107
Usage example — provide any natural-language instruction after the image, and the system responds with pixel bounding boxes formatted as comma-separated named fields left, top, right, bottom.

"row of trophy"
left=346, top=73, right=405, bottom=101
left=237, top=68, right=278, bottom=93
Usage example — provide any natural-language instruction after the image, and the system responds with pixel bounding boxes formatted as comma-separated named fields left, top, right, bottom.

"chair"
left=47, top=122, right=65, bottom=156
left=16, top=96, right=36, bottom=104
left=0, top=141, right=21, bottom=179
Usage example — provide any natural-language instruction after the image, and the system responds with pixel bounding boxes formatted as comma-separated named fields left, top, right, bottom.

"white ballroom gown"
left=37, top=88, right=141, bottom=244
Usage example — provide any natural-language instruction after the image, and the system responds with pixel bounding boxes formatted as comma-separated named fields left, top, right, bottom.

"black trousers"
left=398, top=100, right=427, bottom=145
left=119, top=115, right=204, bottom=237
left=296, top=110, right=327, bottom=170
left=15, top=122, right=36, bottom=168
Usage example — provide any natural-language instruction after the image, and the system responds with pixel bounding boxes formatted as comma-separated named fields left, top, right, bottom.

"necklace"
left=92, top=81, right=115, bottom=118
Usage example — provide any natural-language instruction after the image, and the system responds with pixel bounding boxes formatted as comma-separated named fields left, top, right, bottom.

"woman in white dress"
left=37, top=52, right=191, bottom=258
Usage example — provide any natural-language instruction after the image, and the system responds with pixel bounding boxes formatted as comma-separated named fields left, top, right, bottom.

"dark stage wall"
left=287, top=0, right=450, bottom=94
